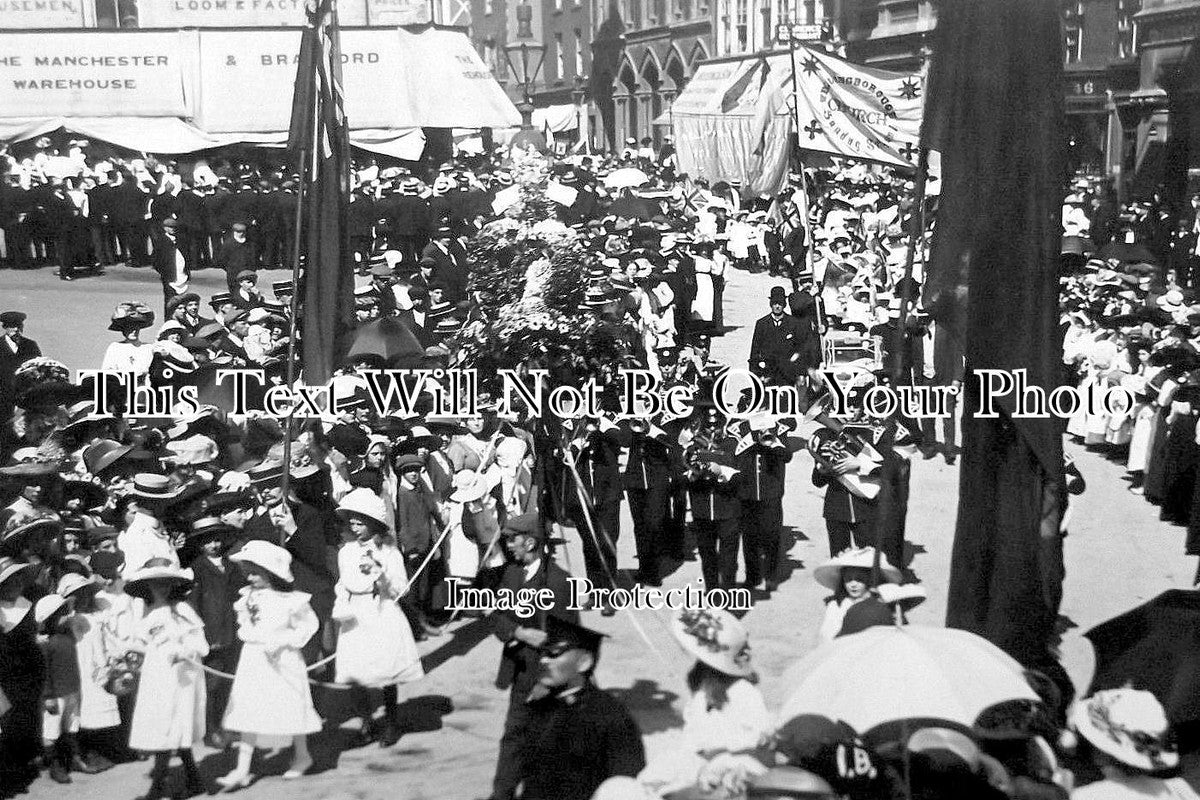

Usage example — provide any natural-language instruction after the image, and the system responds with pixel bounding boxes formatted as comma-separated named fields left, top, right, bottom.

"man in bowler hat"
left=749, top=286, right=806, bottom=387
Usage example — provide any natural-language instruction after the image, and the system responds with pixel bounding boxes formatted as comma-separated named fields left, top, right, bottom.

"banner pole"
left=280, top=31, right=320, bottom=541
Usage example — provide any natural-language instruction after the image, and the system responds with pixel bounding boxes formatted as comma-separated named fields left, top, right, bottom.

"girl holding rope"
left=217, top=541, right=321, bottom=790
left=123, top=559, right=208, bottom=800
left=332, top=489, right=424, bottom=748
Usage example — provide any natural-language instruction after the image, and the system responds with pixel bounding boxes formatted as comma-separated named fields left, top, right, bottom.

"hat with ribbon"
left=671, top=607, right=754, bottom=678
left=230, top=540, right=294, bottom=585
left=335, top=487, right=390, bottom=530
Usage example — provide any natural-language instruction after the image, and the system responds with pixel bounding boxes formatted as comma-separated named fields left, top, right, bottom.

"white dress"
left=332, top=540, right=424, bottom=687
left=637, top=680, right=770, bottom=795
left=101, top=340, right=155, bottom=381
left=818, top=597, right=868, bottom=644
left=128, top=603, right=209, bottom=752
left=221, top=588, right=322, bottom=745
left=73, top=600, right=122, bottom=730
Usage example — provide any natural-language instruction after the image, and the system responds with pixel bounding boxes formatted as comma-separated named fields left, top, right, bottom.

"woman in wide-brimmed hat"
left=123, top=558, right=208, bottom=799
left=101, top=302, right=156, bottom=381
left=636, top=608, right=770, bottom=796
left=0, top=557, right=45, bottom=788
left=217, top=541, right=321, bottom=789
left=1072, top=689, right=1188, bottom=799
left=813, top=546, right=903, bottom=644
left=331, top=488, right=423, bottom=747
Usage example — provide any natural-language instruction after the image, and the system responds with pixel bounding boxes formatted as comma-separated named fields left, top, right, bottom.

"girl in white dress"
left=634, top=609, right=771, bottom=797
left=332, top=489, right=423, bottom=747
left=218, top=541, right=322, bottom=790
left=124, top=559, right=208, bottom=800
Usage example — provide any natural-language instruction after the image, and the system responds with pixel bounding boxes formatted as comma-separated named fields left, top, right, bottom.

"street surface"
left=5, top=261, right=1193, bottom=800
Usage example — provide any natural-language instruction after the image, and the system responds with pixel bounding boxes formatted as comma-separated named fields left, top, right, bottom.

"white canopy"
left=0, top=26, right=516, bottom=157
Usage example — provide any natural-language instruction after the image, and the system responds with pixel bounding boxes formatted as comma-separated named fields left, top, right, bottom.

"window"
left=484, top=0, right=492, bottom=13
left=555, top=33, right=564, bottom=81
left=555, top=0, right=562, bottom=12
left=1117, top=0, right=1139, bottom=59
left=889, top=0, right=918, bottom=23
left=1062, top=0, right=1082, bottom=64
left=735, top=0, right=748, bottom=52
left=575, top=29, right=585, bottom=75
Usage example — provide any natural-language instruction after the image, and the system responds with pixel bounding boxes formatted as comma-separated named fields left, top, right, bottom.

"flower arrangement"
left=458, top=150, right=638, bottom=391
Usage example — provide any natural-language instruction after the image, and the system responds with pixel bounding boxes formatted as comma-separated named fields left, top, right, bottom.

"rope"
left=184, top=647, right=416, bottom=691
left=561, top=445, right=675, bottom=667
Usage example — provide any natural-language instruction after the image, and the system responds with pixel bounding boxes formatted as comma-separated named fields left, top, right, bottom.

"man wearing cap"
left=231, top=270, right=264, bottom=311
left=215, top=221, right=257, bottom=294
left=0, top=312, right=40, bottom=423
left=489, top=512, right=578, bottom=800
left=369, top=264, right=398, bottom=317
left=510, top=616, right=645, bottom=800
left=749, top=286, right=806, bottom=387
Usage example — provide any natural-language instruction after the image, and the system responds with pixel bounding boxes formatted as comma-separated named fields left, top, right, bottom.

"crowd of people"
left=0, top=132, right=1191, bottom=800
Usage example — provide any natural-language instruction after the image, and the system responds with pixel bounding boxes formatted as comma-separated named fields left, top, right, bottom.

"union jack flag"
left=286, top=0, right=353, bottom=386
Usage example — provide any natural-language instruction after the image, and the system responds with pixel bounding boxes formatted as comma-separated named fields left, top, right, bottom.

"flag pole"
left=280, top=13, right=323, bottom=542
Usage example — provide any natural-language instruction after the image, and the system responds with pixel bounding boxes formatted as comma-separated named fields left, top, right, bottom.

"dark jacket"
left=813, top=466, right=878, bottom=524
left=518, top=682, right=646, bottom=800
left=493, top=558, right=577, bottom=692
left=749, top=312, right=806, bottom=384
left=0, top=334, right=42, bottom=415
left=396, top=482, right=441, bottom=554
left=40, top=631, right=80, bottom=699
left=188, top=555, right=241, bottom=649
left=736, top=442, right=791, bottom=501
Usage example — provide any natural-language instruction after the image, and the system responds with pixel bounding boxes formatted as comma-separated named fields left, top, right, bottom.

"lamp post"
left=572, top=75, right=588, bottom=153
left=505, top=39, right=547, bottom=151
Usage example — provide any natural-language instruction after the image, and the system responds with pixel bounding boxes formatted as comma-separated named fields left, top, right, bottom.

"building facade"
left=591, top=0, right=715, bottom=150
left=470, top=0, right=598, bottom=147
left=841, top=0, right=1200, bottom=196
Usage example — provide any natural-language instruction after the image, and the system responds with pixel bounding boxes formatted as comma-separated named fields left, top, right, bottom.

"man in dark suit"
left=488, top=513, right=577, bottom=800
left=0, top=311, right=41, bottom=422
left=151, top=217, right=191, bottom=317
left=749, top=286, right=805, bottom=386
left=686, top=412, right=742, bottom=593
left=421, top=225, right=469, bottom=304
left=512, top=616, right=645, bottom=800
left=214, top=221, right=257, bottom=294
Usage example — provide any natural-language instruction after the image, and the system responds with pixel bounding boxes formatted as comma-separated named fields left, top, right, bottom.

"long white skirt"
left=222, top=642, right=321, bottom=744
left=333, top=592, right=424, bottom=688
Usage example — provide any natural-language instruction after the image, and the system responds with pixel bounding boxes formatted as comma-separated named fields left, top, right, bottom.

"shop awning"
left=532, top=105, right=580, bottom=134
left=394, top=28, right=522, bottom=129
left=0, top=118, right=426, bottom=160
left=0, top=26, right=515, bottom=155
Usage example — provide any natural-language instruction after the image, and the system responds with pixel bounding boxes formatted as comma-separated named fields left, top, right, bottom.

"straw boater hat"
left=161, top=435, right=219, bottom=466
left=124, top=559, right=194, bottom=601
left=671, top=607, right=754, bottom=679
left=126, top=473, right=187, bottom=503
left=812, top=547, right=902, bottom=591
left=336, top=488, right=391, bottom=530
left=1072, top=688, right=1179, bottom=772
left=229, top=540, right=294, bottom=585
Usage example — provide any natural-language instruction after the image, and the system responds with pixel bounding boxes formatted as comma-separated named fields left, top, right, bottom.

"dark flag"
left=922, top=0, right=1068, bottom=674
left=287, top=0, right=353, bottom=386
